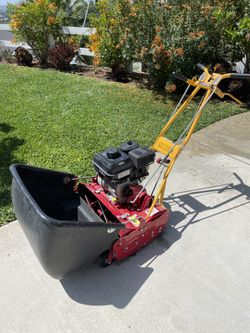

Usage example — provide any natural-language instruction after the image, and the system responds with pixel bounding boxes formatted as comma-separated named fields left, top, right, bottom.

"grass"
left=0, top=64, right=247, bottom=225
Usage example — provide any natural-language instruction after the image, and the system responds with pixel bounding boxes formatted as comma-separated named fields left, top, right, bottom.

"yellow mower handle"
left=146, top=64, right=250, bottom=219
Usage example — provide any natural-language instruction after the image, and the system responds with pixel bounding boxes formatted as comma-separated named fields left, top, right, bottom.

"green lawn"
left=0, top=64, right=247, bottom=225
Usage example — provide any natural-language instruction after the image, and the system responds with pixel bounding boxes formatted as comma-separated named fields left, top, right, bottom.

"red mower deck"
left=82, top=181, right=170, bottom=264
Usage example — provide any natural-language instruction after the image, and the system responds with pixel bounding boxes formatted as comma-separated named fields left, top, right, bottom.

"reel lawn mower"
left=10, top=64, right=250, bottom=279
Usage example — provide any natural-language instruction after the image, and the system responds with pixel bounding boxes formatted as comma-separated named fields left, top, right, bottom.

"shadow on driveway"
left=61, top=237, right=169, bottom=309
left=61, top=172, right=249, bottom=308
left=165, top=172, right=250, bottom=234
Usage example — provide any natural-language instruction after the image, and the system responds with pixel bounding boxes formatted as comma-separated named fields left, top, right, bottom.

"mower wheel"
left=97, top=251, right=112, bottom=268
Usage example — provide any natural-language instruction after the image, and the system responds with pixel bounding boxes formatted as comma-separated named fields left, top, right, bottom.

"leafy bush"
left=89, top=0, right=136, bottom=80
left=134, top=0, right=250, bottom=87
left=89, top=0, right=225, bottom=87
left=15, top=47, right=33, bottom=66
left=129, top=0, right=228, bottom=88
left=89, top=0, right=249, bottom=88
left=8, top=0, right=61, bottom=66
left=214, top=0, right=250, bottom=73
left=48, top=42, right=75, bottom=70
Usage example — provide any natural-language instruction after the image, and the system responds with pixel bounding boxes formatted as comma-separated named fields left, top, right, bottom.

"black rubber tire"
left=97, top=251, right=112, bottom=268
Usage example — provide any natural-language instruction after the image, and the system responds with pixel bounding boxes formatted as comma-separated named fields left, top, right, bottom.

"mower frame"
left=147, top=64, right=250, bottom=218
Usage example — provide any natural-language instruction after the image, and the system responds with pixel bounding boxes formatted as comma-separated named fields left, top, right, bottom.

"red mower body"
left=80, top=180, right=170, bottom=264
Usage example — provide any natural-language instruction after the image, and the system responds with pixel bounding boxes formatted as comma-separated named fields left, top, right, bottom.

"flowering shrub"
left=89, top=0, right=136, bottom=80
left=130, top=0, right=227, bottom=88
left=128, top=0, right=172, bottom=88
left=89, top=0, right=222, bottom=88
left=8, top=0, right=61, bottom=65
left=89, top=0, right=248, bottom=88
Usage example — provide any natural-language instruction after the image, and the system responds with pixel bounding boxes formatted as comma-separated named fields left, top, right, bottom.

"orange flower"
left=68, top=36, right=79, bottom=50
left=129, top=8, right=137, bottom=17
left=166, top=84, right=176, bottom=93
left=90, top=33, right=99, bottom=42
left=153, top=35, right=162, bottom=46
left=89, top=38, right=99, bottom=52
left=196, top=31, right=205, bottom=38
left=11, top=14, right=19, bottom=21
left=189, top=32, right=196, bottom=39
left=110, top=18, right=117, bottom=25
left=93, top=56, right=101, bottom=66
left=48, top=3, right=57, bottom=11
left=182, top=4, right=191, bottom=10
left=189, top=31, right=205, bottom=40
left=68, top=36, right=75, bottom=44
left=140, top=47, right=148, bottom=58
left=176, top=48, right=184, bottom=57
left=89, top=32, right=100, bottom=52
left=155, top=26, right=161, bottom=33
left=10, top=19, right=21, bottom=30
left=198, top=42, right=206, bottom=49
left=201, top=5, right=212, bottom=15
left=47, top=16, right=56, bottom=25
left=163, top=4, right=172, bottom=10
left=36, top=0, right=45, bottom=5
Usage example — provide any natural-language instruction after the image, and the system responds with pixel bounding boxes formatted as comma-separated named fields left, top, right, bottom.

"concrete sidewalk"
left=0, top=113, right=250, bottom=333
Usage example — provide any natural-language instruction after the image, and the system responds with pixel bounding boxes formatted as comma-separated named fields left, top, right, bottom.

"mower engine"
left=93, top=141, right=155, bottom=205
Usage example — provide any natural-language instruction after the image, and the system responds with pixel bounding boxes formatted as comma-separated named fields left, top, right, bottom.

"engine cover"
left=93, top=141, right=155, bottom=202
left=93, top=147, right=132, bottom=180
left=129, top=146, right=155, bottom=169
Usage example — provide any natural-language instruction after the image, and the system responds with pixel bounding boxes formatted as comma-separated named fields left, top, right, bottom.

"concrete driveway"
left=0, top=112, right=249, bottom=333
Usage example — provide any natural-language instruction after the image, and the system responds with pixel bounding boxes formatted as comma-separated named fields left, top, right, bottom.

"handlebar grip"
left=230, top=73, right=250, bottom=80
left=172, top=72, right=188, bottom=83
left=196, top=63, right=206, bottom=71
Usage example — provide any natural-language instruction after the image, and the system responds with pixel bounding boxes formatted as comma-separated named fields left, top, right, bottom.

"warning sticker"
left=128, top=214, right=141, bottom=227
left=145, top=207, right=159, bottom=217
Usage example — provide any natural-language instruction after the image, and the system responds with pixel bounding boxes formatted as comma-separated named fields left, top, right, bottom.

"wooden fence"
left=0, top=24, right=95, bottom=57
